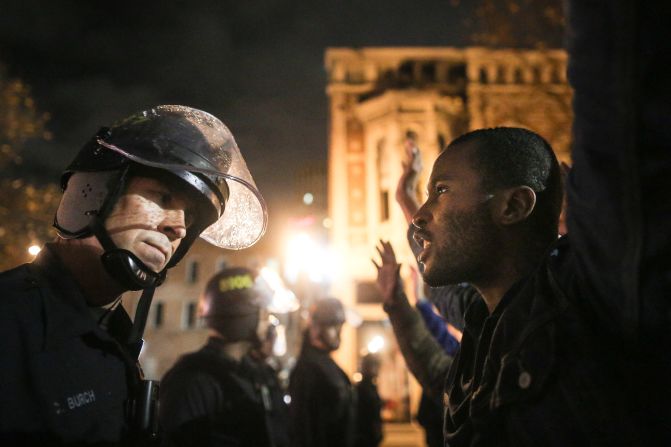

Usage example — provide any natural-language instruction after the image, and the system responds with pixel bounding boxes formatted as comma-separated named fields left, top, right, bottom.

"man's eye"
left=435, top=185, right=449, bottom=194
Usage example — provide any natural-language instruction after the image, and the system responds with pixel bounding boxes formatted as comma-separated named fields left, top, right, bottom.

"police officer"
left=354, top=353, right=383, bottom=447
left=159, top=267, right=280, bottom=447
left=0, top=105, right=266, bottom=445
left=289, top=298, right=356, bottom=447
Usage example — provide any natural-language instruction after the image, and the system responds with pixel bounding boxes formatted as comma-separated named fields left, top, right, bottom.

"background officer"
left=289, top=297, right=356, bottom=447
left=159, top=266, right=281, bottom=447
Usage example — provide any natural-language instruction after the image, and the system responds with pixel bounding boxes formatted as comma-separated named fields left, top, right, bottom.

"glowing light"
left=28, top=245, right=41, bottom=256
left=284, top=232, right=340, bottom=284
left=283, top=394, right=292, bottom=405
left=259, top=266, right=300, bottom=314
left=303, top=192, right=314, bottom=205
left=367, top=335, right=385, bottom=354
left=273, top=324, right=288, bottom=356
left=353, top=372, right=363, bottom=382
left=322, top=217, right=332, bottom=228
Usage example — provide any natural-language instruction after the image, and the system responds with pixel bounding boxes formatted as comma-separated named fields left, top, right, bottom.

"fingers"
left=373, top=240, right=400, bottom=275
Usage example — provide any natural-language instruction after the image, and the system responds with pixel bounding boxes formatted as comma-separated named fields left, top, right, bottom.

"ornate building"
left=325, top=47, right=572, bottom=422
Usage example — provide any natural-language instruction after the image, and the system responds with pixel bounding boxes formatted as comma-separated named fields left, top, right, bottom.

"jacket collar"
left=31, top=244, right=127, bottom=350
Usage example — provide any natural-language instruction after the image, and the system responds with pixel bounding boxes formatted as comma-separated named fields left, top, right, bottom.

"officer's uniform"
left=247, top=355, right=290, bottom=447
left=289, top=338, right=356, bottom=447
left=159, top=337, right=274, bottom=447
left=0, top=244, right=139, bottom=445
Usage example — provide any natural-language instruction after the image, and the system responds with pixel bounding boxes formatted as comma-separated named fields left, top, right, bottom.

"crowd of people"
left=1, top=0, right=669, bottom=446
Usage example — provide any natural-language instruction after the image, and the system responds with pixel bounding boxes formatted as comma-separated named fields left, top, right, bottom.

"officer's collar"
left=33, top=244, right=123, bottom=350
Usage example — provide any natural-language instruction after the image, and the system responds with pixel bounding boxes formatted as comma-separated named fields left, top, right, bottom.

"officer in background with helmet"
left=0, top=105, right=266, bottom=446
left=159, top=267, right=282, bottom=447
left=288, top=297, right=356, bottom=447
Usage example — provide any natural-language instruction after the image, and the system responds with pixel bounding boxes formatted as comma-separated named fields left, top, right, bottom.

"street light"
left=28, top=245, right=41, bottom=256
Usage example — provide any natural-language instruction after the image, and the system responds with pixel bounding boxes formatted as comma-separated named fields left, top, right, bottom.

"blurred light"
left=28, top=245, right=41, bottom=256
left=259, top=266, right=300, bottom=313
left=303, top=192, right=314, bottom=205
left=284, top=232, right=340, bottom=284
left=367, top=335, right=385, bottom=354
left=273, top=324, right=288, bottom=357
left=322, top=217, right=332, bottom=229
left=345, top=307, right=363, bottom=328
left=283, top=394, right=292, bottom=405
left=353, top=372, right=363, bottom=383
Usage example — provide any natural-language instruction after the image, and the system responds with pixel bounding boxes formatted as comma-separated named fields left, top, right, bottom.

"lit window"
left=183, top=302, right=198, bottom=329
left=380, top=190, right=390, bottom=222
left=153, top=302, right=165, bottom=329
left=186, top=260, right=199, bottom=283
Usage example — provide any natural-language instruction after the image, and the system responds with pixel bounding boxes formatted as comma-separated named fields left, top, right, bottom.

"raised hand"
left=372, top=240, right=401, bottom=306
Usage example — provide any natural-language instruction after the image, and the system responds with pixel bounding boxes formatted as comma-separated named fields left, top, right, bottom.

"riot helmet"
left=309, top=297, right=346, bottom=327
left=54, top=105, right=267, bottom=290
left=199, top=267, right=272, bottom=342
left=308, top=297, right=346, bottom=351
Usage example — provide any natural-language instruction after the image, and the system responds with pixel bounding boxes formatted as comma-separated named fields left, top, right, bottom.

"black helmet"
left=54, top=105, right=267, bottom=290
left=200, top=267, right=272, bottom=342
left=309, top=297, right=346, bottom=326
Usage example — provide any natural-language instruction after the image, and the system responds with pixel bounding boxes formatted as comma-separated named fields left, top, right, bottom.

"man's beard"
left=422, top=203, right=497, bottom=288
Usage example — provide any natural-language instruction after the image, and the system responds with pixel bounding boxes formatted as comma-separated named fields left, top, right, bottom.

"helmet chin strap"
left=93, top=227, right=167, bottom=359
left=90, top=216, right=166, bottom=360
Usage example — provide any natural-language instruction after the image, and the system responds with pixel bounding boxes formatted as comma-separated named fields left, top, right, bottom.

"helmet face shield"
left=96, top=105, right=267, bottom=250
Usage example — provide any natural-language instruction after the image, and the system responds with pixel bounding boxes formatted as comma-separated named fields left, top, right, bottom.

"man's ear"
left=491, top=186, right=536, bottom=225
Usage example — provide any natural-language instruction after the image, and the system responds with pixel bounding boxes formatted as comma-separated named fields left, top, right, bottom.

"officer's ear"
left=490, top=186, right=536, bottom=226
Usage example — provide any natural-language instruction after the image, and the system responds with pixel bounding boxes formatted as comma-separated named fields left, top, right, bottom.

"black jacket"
left=0, top=244, right=139, bottom=445
left=159, top=337, right=274, bottom=447
left=354, top=377, right=382, bottom=447
left=288, top=340, right=355, bottom=447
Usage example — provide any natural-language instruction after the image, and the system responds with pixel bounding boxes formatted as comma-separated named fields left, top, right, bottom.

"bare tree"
left=462, top=0, right=564, bottom=48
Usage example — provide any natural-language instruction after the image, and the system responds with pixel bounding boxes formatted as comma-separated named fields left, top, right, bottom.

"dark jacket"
left=288, top=340, right=355, bottom=447
left=247, top=354, right=290, bottom=447
left=354, top=377, right=383, bottom=447
left=442, top=242, right=642, bottom=446
left=159, top=337, right=273, bottom=447
left=0, top=244, right=139, bottom=445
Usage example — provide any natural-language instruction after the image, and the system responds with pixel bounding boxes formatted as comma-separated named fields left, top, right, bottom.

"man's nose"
left=412, top=204, right=429, bottom=230
left=159, top=209, right=187, bottom=240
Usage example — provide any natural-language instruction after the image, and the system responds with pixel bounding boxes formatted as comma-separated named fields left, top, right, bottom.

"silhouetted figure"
left=354, top=353, right=383, bottom=447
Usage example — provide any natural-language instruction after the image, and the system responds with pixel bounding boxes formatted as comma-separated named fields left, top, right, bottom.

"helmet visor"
left=96, top=106, right=267, bottom=250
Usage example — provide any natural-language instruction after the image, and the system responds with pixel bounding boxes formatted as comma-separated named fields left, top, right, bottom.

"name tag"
left=66, top=390, right=96, bottom=410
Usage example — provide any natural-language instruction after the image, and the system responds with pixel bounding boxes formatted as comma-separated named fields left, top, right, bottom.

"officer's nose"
left=159, top=209, right=187, bottom=241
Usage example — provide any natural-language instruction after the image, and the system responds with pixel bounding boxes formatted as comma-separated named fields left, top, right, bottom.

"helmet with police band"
left=54, top=105, right=267, bottom=290
left=199, top=267, right=272, bottom=342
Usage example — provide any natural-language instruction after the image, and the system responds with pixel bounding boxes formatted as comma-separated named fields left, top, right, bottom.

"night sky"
left=0, top=0, right=477, bottom=193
